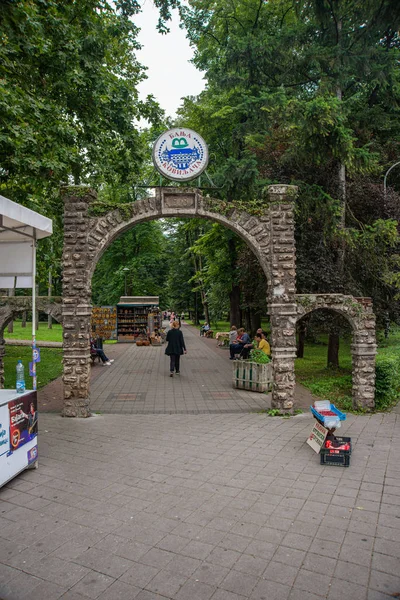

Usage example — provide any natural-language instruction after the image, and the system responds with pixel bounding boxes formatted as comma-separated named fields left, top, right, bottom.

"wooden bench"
left=90, top=349, right=101, bottom=363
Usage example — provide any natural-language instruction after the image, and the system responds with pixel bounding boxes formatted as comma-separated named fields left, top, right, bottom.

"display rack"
left=116, top=296, right=159, bottom=342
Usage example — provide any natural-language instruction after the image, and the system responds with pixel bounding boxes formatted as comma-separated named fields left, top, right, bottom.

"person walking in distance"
left=165, top=320, right=187, bottom=377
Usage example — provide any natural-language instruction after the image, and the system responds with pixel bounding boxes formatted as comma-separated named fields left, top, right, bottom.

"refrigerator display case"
left=0, top=390, right=38, bottom=488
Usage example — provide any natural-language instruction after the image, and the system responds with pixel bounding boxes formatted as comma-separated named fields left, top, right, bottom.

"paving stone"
left=175, top=579, right=216, bottom=600
left=206, top=547, right=241, bottom=569
left=72, top=548, right=133, bottom=578
left=293, top=568, right=332, bottom=597
left=145, top=569, right=187, bottom=597
left=232, top=553, right=267, bottom=577
left=250, top=578, right=291, bottom=600
left=334, top=560, right=370, bottom=587
left=211, top=590, right=248, bottom=600
left=327, top=578, right=368, bottom=600
left=165, top=554, right=202, bottom=576
left=192, top=562, right=230, bottom=586
left=119, top=561, right=160, bottom=588
left=220, top=569, right=259, bottom=597
left=69, top=571, right=115, bottom=599
left=302, top=552, right=337, bottom=577
left=262, top=561, right=299, bottom=586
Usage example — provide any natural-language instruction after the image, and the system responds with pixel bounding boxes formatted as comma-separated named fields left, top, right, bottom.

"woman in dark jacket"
left=165, top=320, right=187, bottom=377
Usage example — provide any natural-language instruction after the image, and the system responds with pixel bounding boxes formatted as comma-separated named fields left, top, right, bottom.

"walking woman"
left=165, top=320, right=187, bottom=377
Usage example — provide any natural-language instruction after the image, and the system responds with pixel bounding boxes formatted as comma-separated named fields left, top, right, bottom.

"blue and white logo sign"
left=152, top=128, right=209, bottom=182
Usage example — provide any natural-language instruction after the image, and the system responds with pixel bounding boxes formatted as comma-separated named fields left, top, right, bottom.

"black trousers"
left=169, top=354, right=181, bottom=373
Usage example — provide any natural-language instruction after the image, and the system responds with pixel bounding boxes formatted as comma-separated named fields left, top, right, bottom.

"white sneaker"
left=108, top=359, right=115, bottom=363
left=105, top=361, right=112, bottom=366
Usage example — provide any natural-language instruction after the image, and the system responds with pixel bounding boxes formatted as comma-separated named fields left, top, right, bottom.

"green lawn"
left=5, top=321, right=63, bottom=343
left=295, top=336, right=353, bottom=411
left=4, top=346, right=63, bottom=390
left=296, top=329, right=400, bottom=412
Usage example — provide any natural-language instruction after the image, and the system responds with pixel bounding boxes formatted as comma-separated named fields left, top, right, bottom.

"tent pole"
left=32, top=239, right=37, bottom=391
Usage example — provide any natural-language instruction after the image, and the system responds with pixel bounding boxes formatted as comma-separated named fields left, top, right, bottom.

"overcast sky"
left=134, top=3, right=205, bottom=121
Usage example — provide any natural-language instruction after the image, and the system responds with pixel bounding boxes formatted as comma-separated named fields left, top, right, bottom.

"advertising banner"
left=8, top=391, right=38, bottom=453
left=306, top=421, right=328, bottom=454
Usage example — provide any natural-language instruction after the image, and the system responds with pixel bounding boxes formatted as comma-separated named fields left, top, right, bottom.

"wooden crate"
left=233, top=361, right=273, bottom=393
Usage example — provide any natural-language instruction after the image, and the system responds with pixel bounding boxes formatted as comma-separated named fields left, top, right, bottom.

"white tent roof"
left=0, top=195, right=53, bottom=241
left=0, top=195, right=53, bottom=288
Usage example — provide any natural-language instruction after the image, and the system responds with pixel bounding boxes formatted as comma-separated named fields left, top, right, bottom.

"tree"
left=178, top=0, right=400, bottom=359
left=92, top=222, right=170, bottom=307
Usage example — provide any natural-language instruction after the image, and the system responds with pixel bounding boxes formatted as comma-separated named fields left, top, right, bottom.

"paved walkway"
left=1, top=409, right=399, bottom=600
left=2, top=325, right=398, bottom=599
left=87, top=323, right=273, bottom=415
left=37, top=322, right=315, bottom=414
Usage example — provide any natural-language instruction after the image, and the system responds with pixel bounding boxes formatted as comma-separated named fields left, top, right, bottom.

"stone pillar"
left=267, top=185, right=298, bottom=412
left=61, top=187, right=95, bottom=417
left=351, top=309, right=377, bottom=409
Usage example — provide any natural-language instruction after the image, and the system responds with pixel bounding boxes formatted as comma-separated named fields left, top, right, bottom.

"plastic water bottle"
left=16, top=360, right=25, bottom=394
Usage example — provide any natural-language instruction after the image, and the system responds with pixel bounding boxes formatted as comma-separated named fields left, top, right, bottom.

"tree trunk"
left=250, top=310, right=261, bottom=337
left=244, top=308, right=251, bottom=333
left=7, top=289, right=14, bottom=333
left=21, top=311, right=26, bottom=328
left=48, top=268, right=53, bottom=329
left=229, top=285, right=241, bottom=327
left=297, top=320, right=307, bottom=359
left=327, top=332, right=340, bottom=368
left=193, top=291, right=200, bottom=325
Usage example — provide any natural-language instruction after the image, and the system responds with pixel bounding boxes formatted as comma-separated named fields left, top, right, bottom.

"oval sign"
left=152, top=128, right=209, bottom=182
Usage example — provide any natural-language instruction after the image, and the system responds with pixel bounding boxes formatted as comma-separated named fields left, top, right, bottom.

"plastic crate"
left=310, top=403, right=346, bottom=423
left=320, top=436, right=352, bottom=467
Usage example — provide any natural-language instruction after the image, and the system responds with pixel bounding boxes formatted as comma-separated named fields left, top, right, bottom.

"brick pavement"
left=1, top=409, right=399, bottom=600
left=88, top=323, right=274, bottom=415
left=3, top=323, right=398, bottom=599
left=38, top=323, right=314, bottom=414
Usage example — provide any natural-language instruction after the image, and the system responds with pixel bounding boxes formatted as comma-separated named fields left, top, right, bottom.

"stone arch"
left=295, top=294, right=376, bottom=409
left=62, top=185, right=299, bottom=416
left=0, top=296, right=63, bottom=388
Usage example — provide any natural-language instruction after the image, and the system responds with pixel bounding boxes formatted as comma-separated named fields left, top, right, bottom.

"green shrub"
left=375, top=354, right=400, bottom=411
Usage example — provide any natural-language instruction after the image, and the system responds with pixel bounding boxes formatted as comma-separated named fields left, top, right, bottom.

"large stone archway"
left=295, top=294, right=377, bottom=409
left=62, top=185, right=298, bottom=416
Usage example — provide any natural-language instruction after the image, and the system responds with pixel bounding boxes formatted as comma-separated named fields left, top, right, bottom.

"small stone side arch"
left=62, top=185, right=299, bottom=416
left=295, top=294, right=377, bottom=409
left=0, top=296, right=63, bottom=388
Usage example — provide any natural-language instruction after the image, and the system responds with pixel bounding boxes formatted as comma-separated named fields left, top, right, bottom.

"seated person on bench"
left=241, top=332, right=271, bottom=360
left=200, top=322, right=210, bottom=336
left=229, top=328, right=251, bottom=359
left=90, top=338, right=114, bottom=366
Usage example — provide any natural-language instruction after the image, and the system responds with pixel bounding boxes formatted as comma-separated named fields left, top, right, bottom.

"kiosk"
left=0, top=195, right=52, bottom=487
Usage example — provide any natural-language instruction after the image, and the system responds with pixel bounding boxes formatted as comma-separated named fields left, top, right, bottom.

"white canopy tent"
left=0, top=195, right=53, bottom=389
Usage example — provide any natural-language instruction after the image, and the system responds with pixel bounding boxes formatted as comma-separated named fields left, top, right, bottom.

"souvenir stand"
left=0, top=195, right=53, bottom=487
left=116, top=296, right=160, bottom=343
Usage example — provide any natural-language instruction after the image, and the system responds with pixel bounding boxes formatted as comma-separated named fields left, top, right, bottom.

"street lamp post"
left=384, top=161, right=400, bottom=201
left=123, top=267, right=129, bottom=295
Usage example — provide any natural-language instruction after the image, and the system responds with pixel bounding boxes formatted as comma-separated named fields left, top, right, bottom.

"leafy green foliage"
left=375, top=354, right=400, bottom=411
left=249, top=348, right=270, bottom=364
left=92, top=222, right=171, bottom=307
